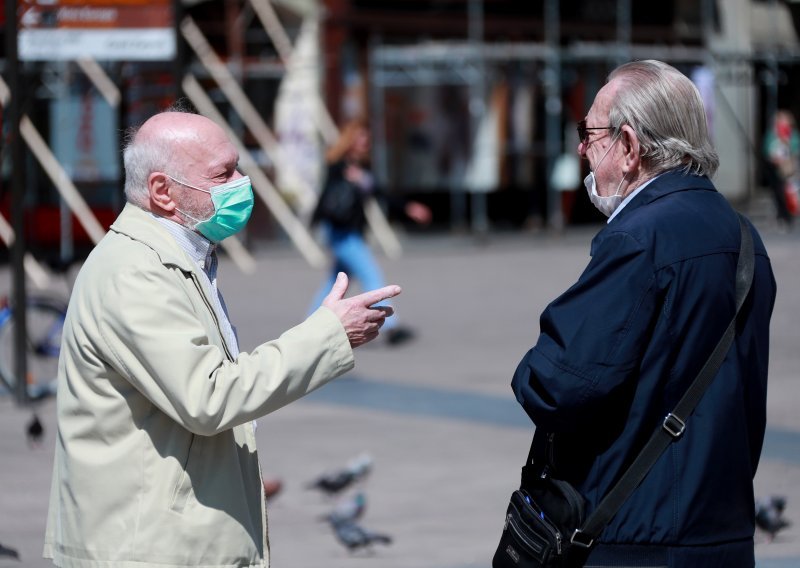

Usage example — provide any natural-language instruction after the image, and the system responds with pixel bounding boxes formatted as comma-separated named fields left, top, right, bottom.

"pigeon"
left=755, top=495, right=791, bottom=542
left=323, top=492, right=367, bottom=524
left=26, top=413, right=44, bottom=447
left=307, top=453, right=372, bottom=496
left=328, top=519, right=392, bottom=552
left=0, top=542, right=20, bottom=560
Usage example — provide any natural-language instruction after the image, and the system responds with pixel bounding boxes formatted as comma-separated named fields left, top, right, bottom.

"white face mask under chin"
left=584, top=171, right=626, bottom=217
left=582, top=131, right=626, bottom=217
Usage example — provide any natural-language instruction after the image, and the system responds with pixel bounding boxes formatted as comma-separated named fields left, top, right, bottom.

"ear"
left=619, top=125, right=641, bottom=174
left=148, top=171, right=176, bottom=214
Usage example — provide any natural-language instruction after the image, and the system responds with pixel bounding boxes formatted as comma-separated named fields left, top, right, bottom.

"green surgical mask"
left=168, top=174, right=254, bottom=242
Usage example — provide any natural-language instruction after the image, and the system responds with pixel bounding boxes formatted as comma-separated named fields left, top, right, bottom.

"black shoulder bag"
left=493, top=214, right=755, bottom=568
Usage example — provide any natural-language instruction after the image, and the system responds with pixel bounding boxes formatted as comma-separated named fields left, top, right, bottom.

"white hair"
left=122, top=104, right=196, bottom=207
left=607, top=60, right=719, bottom=177
left=122, top=128, right=176, bottom=207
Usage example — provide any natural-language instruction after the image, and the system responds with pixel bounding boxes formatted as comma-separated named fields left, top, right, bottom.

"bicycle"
left=0, top=293, right=68, bottom=401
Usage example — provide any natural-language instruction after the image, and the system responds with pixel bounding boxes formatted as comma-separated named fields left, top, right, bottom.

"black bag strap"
left=567, top=213, right=755, bottom=548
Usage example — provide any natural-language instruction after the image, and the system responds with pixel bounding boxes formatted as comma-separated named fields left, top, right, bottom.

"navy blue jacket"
left=512, top=171, right=776, bottom=567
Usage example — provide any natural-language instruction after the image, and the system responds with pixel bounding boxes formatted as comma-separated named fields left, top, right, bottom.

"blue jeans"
left=310, top=225, right=397, bottom=330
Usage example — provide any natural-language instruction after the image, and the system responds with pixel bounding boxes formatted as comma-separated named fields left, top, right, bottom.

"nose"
left=577, top=140, right=588, bottom=158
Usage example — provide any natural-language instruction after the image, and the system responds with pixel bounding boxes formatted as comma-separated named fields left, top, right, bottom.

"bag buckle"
left=570, top=529, right=594, bottom=548
left=662, top=413, right=686, bottom=438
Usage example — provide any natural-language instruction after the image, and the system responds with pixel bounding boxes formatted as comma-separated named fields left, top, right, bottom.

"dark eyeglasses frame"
left=577, top=120, right=616, bottom=145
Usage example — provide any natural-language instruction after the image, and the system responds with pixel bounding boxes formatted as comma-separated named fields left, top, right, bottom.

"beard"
left=174, top=187, right=214, bottom=229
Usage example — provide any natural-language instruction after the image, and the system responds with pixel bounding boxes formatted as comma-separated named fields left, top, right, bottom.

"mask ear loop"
left=613, top=173, right=627, bottom=198
left=167, top=176, right=214, bottom=227
left=610, top=127, right=634, bottom=198
left=591, top=129, right=622, bottom=175
left=165, top=174, right=211, bottom=194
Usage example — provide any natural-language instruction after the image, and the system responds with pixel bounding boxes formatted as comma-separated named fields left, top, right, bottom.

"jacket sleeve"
left=511, top=230, right=662, bottom=433
left=94, top=261, right=354, bottom=436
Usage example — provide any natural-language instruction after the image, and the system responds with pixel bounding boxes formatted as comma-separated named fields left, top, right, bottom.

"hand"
left=344, top=165, right=370, bottom=187
left=404, top=201, right=432, bottom=225
left=322, top=273, right=402, bottom=348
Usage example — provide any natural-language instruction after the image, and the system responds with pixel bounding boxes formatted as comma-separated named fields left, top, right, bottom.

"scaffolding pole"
left=247, top=0, right=338, bottom=144
left=4, top=0, right=28, bottom=405
left=248, top=0, right=402, bottom=257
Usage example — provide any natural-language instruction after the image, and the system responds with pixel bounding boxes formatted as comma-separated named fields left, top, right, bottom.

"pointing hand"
left=322, top=273, right=402, bottom=348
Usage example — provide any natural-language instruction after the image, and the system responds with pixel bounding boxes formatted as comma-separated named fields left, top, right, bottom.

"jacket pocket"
left=169, top=434, right=202, bottom=513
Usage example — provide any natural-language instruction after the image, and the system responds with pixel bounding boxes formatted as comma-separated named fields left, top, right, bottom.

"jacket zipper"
left=190, top=274, right=268, bottom=563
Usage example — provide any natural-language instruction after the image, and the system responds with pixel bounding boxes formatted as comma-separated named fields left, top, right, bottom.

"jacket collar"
left=109, top=204, right=197, bottom=274
left=608, top=169, right=717, bottom=225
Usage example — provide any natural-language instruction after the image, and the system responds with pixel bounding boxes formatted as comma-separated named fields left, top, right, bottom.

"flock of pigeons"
left=306, top=453, right=393, bottom=553
left=1, top=443, right=792, bottom=561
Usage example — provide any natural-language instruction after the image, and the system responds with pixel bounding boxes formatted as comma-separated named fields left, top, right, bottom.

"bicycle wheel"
left=0, top=295, right=67, bottom=400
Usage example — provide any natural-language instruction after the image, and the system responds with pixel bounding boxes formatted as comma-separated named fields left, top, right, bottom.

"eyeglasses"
left=577, top=119, right=615, bottom=145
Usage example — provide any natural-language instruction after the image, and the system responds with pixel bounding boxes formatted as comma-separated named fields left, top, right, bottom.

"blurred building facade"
left=2, top=0, right=800, bottom=256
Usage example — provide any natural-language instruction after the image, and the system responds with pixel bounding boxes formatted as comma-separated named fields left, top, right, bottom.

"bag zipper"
left=507, top=502, right=559, bottom=556
left=517, top=491, right=563, bottom=555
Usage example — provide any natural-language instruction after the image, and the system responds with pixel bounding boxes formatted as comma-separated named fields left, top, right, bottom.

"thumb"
left=324, top=272, right=349, bottom=303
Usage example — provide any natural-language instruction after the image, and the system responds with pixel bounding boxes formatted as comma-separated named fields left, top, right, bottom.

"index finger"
left=357, top=285, right=402, bottom=307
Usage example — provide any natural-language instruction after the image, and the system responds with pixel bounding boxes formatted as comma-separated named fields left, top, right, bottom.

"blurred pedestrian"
left=510, top=60, right=776, bottom=567
left=44, top=110, right=401, bottom=568
left=763, top=109, right=799, bottom=230
left=310, top=119, right=431, bottom=346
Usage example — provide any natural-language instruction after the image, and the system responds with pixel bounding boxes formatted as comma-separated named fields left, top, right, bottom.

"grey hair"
left=122, top=102, right=196, bottom=207
left=607, top=60, right=719, bottom=178
left=122, top=127, right=175, bottom=207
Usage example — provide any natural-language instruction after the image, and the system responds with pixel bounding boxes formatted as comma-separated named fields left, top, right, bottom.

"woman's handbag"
left=315, top=178, right=361, bottom=227
left=493, top=214, right=755, bottom=568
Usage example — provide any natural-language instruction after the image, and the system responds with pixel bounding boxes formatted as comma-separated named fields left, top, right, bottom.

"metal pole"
left=468, top=0, right=489, bottom=236
left=60, top=63, right=74, bottom=265
left=544, top=0, right=563, bottom=230
left=765, top=0, right=779, bottom=125
left=5, top=0, right=29, bottom=405
left=616, top=0, right=631, bottom=66
left=173, top=0, right=185, bottom=101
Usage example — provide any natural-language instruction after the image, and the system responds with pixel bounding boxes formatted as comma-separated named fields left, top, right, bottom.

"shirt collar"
left=150, top=214, right=216, bottom=269
left=607, top=172, right=664, bottom=223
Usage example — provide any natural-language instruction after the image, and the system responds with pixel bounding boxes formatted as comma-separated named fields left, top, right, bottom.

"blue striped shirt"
left=151, top=214, right=240, bottom=358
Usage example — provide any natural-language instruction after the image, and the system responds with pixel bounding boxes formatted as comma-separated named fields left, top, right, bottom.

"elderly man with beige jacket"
left=43, top=111, right=400, bottom=567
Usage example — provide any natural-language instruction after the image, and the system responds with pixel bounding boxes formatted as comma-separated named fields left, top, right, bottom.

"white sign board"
left=18, top=1, right=175, bottom=61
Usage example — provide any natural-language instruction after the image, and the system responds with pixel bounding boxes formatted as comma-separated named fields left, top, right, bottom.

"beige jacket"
left=44, top=204, right=354, bottom=567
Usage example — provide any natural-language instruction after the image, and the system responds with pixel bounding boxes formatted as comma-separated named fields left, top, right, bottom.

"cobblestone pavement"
left=1, top=217, right=797, bottom=567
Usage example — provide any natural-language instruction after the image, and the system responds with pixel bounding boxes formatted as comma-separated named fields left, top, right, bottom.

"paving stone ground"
left=1, top=215, right=797, bottom=567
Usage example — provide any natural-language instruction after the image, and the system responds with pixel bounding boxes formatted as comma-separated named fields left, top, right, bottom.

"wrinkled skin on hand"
left=322, top=272, right=402, bottom=348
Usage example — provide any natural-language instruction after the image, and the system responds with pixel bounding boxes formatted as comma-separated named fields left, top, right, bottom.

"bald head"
left=135, top=112, right=217, bottom=151
left=122, top=111, right=234, bottom=210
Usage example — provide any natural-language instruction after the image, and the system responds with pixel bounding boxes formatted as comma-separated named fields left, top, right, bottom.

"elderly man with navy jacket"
left=511, top=60, right=776, bottom=567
